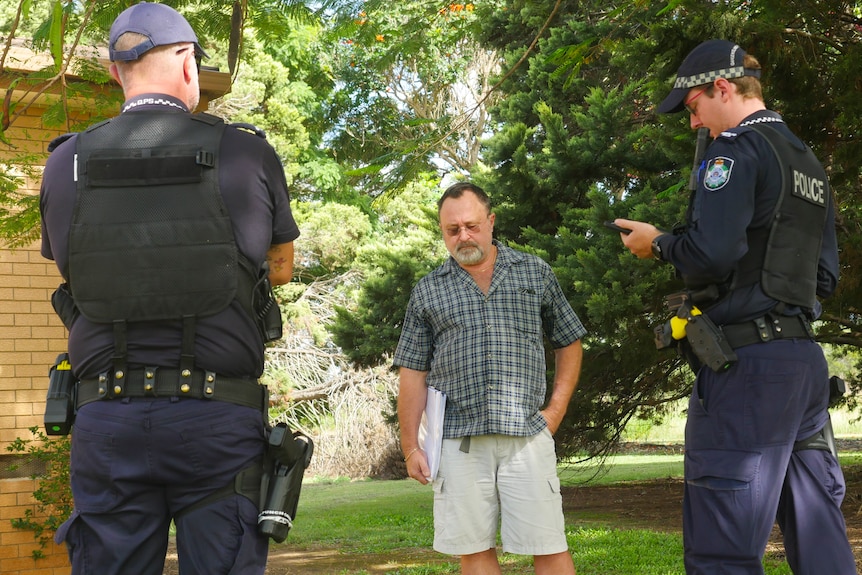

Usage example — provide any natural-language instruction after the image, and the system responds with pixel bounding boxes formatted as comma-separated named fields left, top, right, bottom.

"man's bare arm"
left=398, top=367, right=431, bottom=484
left=266, top=242, right=294, bottom=285
left=541, top=339, right=583, bottom=434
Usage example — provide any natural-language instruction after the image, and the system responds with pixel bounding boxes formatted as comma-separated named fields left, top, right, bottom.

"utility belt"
left=721, top=314, right=813, bottom=349
left=44, top=356, right=313, bottom=543
left=76, top=368, right=267, bottom=411
left=656, top=289, right=815, bottom=373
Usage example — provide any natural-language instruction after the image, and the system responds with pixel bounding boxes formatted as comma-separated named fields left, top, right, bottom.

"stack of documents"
left=418, top=387, right=446, bottom=481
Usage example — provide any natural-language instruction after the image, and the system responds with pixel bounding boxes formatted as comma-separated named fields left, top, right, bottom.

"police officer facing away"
left=40, top=3, right=299, bottom=574
left=614, top=40, right=855, bottom=574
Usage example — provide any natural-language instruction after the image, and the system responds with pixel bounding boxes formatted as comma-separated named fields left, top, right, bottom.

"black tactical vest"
left=69, top=111, right=238, bottom=323
left=730, top=124, right=829, bottom=311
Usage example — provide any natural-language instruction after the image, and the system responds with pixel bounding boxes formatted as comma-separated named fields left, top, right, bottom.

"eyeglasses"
left=684, top=86, right=708, bottom=115
left=444, top=222, right=483, bottom=237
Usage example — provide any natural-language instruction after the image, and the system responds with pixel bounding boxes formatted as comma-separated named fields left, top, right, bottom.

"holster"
left=51, top=283, right=80, bottom=330
left=258, top=423, right=314, bottom=542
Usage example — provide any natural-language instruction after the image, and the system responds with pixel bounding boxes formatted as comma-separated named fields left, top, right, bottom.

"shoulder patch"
left=703, top=157, right=734, bottom=191
left=231, top=122, right=267, bottom=139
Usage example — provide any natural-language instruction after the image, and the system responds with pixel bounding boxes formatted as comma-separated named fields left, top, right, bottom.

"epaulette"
left=230, top=122, right=267, bottom=139
left=47, top=133, right=77, bottom=153
left=716, top=126, right=757, bottom=142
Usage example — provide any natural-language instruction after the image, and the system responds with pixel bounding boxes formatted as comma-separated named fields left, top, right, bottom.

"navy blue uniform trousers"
left=683, top=338, right=856, bottom=574
left=55, top=397, right=269, bottom=575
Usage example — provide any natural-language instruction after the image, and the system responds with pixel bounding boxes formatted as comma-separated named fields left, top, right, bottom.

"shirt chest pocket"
left=493, top=289, right=543, bottom=340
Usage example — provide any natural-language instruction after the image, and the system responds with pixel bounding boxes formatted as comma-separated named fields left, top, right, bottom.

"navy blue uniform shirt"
left=655, top=110, right=839, bottom=325
left=40, top=94, right=300, bottom=379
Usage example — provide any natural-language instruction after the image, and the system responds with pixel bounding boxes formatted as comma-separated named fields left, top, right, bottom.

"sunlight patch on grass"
left=559, top=454, right=684, bottom=487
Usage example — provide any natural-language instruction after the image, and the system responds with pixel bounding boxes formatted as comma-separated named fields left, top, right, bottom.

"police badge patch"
left=703, top=157, right=734, bottom=191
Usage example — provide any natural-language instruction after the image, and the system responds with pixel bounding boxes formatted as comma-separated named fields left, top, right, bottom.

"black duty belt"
left=721, top=314, right=813, bottom=349
left=77, top=368, right=267, bottom=411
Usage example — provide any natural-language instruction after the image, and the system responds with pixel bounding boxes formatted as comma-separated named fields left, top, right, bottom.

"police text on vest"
left=792, top=169, right=826, bottom=206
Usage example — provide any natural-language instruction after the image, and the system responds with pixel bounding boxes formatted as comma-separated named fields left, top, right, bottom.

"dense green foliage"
left=470, top=0, right=862, bottom=454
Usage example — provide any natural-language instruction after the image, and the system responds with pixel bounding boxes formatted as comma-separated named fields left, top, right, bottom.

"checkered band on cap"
left=673, top=66, right=749, bottom=89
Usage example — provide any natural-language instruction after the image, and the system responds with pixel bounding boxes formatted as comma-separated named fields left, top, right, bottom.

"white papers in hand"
left=418, top=387, right=446, bottom=481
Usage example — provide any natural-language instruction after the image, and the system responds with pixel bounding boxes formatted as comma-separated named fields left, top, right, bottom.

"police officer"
left=39, top=3, right=299, bottom=574
left=614, top=40, right=855, bottom=574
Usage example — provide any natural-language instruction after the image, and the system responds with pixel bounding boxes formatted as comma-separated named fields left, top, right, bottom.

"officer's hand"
left=406, top=449, right=431, bottom=485
left=615, top=218, right=662, bottom=260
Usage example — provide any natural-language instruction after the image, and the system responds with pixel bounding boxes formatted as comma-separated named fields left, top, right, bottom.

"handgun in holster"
left=44, top=352, right=77, bottom=436
left=654, top=289, right=737, bottom=373
left=258, top=422, right=314, bottom=543
left=253, top=262, right=283, bottom=343
left=795, top=375, right=846, bottom=458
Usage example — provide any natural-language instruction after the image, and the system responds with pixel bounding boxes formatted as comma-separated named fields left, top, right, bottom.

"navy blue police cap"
left=109, top=2, right=208, bottom=62
left=657, top=39, right=761, bottom=114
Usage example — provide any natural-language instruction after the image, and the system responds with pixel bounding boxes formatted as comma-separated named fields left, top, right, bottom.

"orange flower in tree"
left=376, top=34, right=385, bottom=42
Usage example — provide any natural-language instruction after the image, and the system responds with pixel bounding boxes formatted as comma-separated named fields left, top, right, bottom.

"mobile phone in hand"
left=603, top=221, right=631, bottom=235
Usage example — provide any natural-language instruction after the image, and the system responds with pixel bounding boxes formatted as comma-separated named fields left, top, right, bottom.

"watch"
left=651, top=236, right=663, bottom=261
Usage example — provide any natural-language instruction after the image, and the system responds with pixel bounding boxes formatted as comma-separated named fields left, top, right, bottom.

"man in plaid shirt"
left=394, top=182, right=585, bottom=575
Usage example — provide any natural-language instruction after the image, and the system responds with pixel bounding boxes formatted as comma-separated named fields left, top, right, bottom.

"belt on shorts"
left=721, top=314, right=813, bottom=349
left=76, top=368, right=267, bottom=411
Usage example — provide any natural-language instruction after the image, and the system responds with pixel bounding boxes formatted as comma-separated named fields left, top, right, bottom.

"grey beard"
left=454, top=243, right=484, bottom=266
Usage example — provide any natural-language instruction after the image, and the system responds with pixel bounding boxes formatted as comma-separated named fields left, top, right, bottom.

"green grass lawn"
left=277, top=451, right=862, bottom=574
left=277, top=399, right=862, bottom=573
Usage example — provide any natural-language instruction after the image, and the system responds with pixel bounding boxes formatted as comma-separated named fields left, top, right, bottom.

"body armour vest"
left=69, top=111, right=239, bottom=323
left=729, top=124, right=829, bottom=311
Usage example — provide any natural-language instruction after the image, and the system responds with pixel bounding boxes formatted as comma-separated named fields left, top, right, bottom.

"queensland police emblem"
left=703, top=157, right=734, bottom=191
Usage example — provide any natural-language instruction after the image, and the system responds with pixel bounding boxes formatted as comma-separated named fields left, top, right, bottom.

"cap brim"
left=657, top=87, right=688, bottom=114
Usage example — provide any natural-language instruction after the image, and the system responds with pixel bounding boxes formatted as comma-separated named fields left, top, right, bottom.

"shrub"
left=6, top=427, right=73, bottom=558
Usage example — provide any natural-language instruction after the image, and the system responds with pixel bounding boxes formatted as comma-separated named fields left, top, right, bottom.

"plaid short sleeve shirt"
left=393, top=243, right=587, bottom=438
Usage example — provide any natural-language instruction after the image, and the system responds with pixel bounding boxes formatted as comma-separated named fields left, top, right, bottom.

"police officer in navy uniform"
left=39, top=3, right=299, bottom=574
left=614, top=40, right=855, bottom=574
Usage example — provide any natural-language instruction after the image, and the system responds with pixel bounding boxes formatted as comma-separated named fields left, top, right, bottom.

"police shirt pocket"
left=685, top=448, right=761, bottom=490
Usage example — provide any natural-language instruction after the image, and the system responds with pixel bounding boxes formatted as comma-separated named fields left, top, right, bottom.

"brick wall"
left=0, top=479, right=69, bottom=575
left=0, top=238, right=68, bottom=442
left=0, top=72, right=73, bottom=569
left=1, top=114, right=72, bottom=572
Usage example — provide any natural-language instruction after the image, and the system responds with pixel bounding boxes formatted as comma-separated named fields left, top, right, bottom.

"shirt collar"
left=121, top=93, right=189, bottom=114
left=738, top=109, right=784, bottom=127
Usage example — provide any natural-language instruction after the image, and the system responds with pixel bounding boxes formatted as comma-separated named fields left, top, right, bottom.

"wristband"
left=404, top=447, right=420, bottom=462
